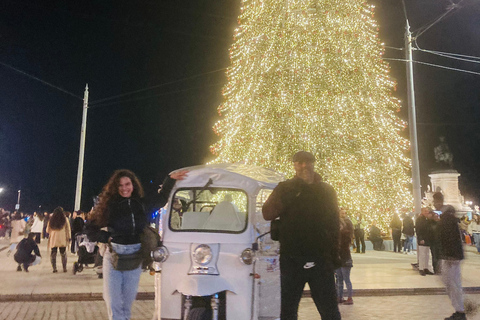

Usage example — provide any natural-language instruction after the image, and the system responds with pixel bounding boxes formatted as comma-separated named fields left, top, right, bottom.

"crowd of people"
left=0, top=207, right=91, bottom=272
left=1, top=151, right=478, bottom=320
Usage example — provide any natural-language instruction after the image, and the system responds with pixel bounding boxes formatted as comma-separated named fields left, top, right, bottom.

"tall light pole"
left=16, top=189, right=21, bottom=210
left=404, top=18, right=422, bottom=215
left=74, top=84, right=89, bottom=211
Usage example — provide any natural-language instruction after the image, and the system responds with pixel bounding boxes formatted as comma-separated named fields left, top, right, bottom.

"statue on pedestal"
left=434, top=136, right=454, bottom=169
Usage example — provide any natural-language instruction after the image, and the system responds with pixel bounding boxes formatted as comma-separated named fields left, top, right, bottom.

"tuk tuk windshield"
left=169, top=188, right=248, bottom=233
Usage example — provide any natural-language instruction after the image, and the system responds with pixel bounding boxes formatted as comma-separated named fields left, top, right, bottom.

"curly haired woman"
left=47, top=207, right=71, bottom=273
left=88, top=168, right=187, bottom=320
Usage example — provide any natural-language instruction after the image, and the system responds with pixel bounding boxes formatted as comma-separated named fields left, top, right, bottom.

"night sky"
left=0, top=0, right=479, bottom=213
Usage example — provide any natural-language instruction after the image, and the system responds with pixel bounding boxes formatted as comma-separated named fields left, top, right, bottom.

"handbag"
left=140, top=226, right=161, bottom=269
left=109, top=244, right=142, bottom=271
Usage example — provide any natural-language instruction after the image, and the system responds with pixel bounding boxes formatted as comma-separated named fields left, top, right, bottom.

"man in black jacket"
left=415, top=208, right=434, bottom=276
left=263, top=151, right=341, bottom=320
left=402, top=213, right=415, bottom=254
left=433, top=192, right=466, bottom=320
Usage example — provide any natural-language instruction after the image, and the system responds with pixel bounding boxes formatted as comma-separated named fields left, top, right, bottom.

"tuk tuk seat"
left=182, top=212, right=210, bottom=229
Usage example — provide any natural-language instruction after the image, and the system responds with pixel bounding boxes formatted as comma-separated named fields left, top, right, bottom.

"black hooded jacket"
left=89, top=176, right=176, bottom=245
left=263, top=175, right=340, bottom=266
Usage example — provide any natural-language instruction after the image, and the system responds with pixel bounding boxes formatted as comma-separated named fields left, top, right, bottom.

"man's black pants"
left=280, top=255, right=341, bottom=320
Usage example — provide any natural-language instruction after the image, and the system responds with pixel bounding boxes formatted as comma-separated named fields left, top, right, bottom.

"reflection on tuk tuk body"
left=153, top=164, right=285, bottom=320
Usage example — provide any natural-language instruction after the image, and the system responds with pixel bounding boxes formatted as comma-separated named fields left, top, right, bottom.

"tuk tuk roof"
left=172, top=163, right=286, bottom=194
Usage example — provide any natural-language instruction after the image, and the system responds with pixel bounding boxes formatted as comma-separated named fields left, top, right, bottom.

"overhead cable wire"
left=0, top=60, right=83, bottom=99
left=383, top=57, right=480, bottom=76
left=414, top=43, right=480, bottom=64
left=417, top=122, right=480, bottom=126
left=421, top=49, right=480, bottom=61
left=90, top=82, right=225, bottom=109
left=90, top=68, right=227, bottom=105
left=417, top=48, right=480, bottom=64
left=384, top=46, right=404, bottom=51
left=412, top=0, right=465, bottom=39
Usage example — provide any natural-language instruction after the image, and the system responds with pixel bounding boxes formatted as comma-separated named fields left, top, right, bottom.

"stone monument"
left=424, top=136, right=472, bottom=216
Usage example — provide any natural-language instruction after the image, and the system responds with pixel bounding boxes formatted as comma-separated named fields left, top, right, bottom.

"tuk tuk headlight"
left=151, top=246, right=169, bottom=263
left=240, top=248, right=255, bottom=265
left=193, top=244, right=212, bottom=265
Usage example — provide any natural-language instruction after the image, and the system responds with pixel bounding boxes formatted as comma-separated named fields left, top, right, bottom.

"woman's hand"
left=170, top=170, right=188, bottom=181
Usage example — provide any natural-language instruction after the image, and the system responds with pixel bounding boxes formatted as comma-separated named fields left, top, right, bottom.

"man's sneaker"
left=444, top=311, right=466, bottom=320
left=419, top=270, right=426, bottom=276
left=16, top=265, right=22, bottom=272
left=343, top=297, right=354, bottom=305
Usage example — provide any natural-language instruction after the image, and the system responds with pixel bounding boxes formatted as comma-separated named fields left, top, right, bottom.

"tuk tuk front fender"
left=174, top=275, right=236, bottom=296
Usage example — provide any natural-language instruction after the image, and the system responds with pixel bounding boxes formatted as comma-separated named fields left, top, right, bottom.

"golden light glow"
left=210, top=0, right=413, bottom=229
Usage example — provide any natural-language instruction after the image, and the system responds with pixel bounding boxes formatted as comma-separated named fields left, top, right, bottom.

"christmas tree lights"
left=210, top=0, right=413, bottom=230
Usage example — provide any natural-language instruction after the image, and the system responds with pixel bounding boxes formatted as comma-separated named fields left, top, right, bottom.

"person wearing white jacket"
left=30, top=212, right=44, bottom=244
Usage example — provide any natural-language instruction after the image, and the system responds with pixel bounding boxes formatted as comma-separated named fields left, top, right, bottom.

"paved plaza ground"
left=1, top=295, right=479, bottom=320
left=1, top=238, right=480, bottom=319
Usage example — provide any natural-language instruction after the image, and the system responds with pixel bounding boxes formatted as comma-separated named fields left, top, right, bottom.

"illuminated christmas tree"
left=210, top=0, right=413, bottom=228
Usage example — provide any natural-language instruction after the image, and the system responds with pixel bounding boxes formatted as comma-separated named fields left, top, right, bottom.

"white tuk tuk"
left=152, top=163, right=285, bottom=320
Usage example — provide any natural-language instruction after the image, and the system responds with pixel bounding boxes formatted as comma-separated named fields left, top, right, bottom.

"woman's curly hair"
left=49, top=207, right=67, bottom=230
left=90, top=169, right=144, bottom=227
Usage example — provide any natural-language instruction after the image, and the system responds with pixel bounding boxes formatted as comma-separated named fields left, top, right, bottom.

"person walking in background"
left=352, top=214, right=366, bottom=253
left=390, top=213, right=402, bottom=253
left=458, top=216, right=469, bottom=243
left=30, top=212, right=44, bottom=244
left=336, top=207, right=354, bottom=305
left=263, top=151, right=341, bottom=320
left=14, top=232, right=41, bottom=272
left=368, top=221, right=384, bottom=251
left=88, top=169, right=187, bottom=320
left=433, top=192, right=466, bottom=320
left=71, top=210, right=85, bottom=253
left=42, top=212, right=50, bottom=239
left=402, top=212, right=415, bottom=254
left=47, top=207, right=71, bottom=273
left=415, top=208, right=434, bottom=276
left=429, top=211, right=442, bottom=274
left=7, top=212, right=26, bottom=256
left=468, top=214, right=480, bottom=254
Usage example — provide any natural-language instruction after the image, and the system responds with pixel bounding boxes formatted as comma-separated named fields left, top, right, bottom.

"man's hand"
left=170, top=170, right=188, bottom=181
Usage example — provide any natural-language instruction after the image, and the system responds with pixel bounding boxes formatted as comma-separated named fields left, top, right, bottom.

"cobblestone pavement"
left=300, top=295, right=480, bottom=320
left=0, top=300, right=155, bottom=320
left=1, top=295, right=479, bottom=320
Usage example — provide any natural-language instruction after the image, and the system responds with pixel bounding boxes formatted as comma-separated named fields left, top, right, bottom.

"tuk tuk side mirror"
left=253, top=230, right=271, bottom=252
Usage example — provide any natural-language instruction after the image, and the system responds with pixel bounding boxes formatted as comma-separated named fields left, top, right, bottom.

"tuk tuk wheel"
left=187, top=307, right=211, bottom=320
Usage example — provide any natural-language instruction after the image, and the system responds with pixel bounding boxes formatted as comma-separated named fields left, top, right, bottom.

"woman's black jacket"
left=88, top=176, right=175, bottom=245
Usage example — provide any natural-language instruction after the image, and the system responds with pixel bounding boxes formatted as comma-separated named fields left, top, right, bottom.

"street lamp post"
left=16, top=189, right=21, bottom=210
left=74, top=84, right=89, bottom=211
left=403, top=1, right=422, bottom=216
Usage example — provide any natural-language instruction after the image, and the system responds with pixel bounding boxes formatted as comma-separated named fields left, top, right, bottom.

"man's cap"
left=292, top=151, right=315, bottom=163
